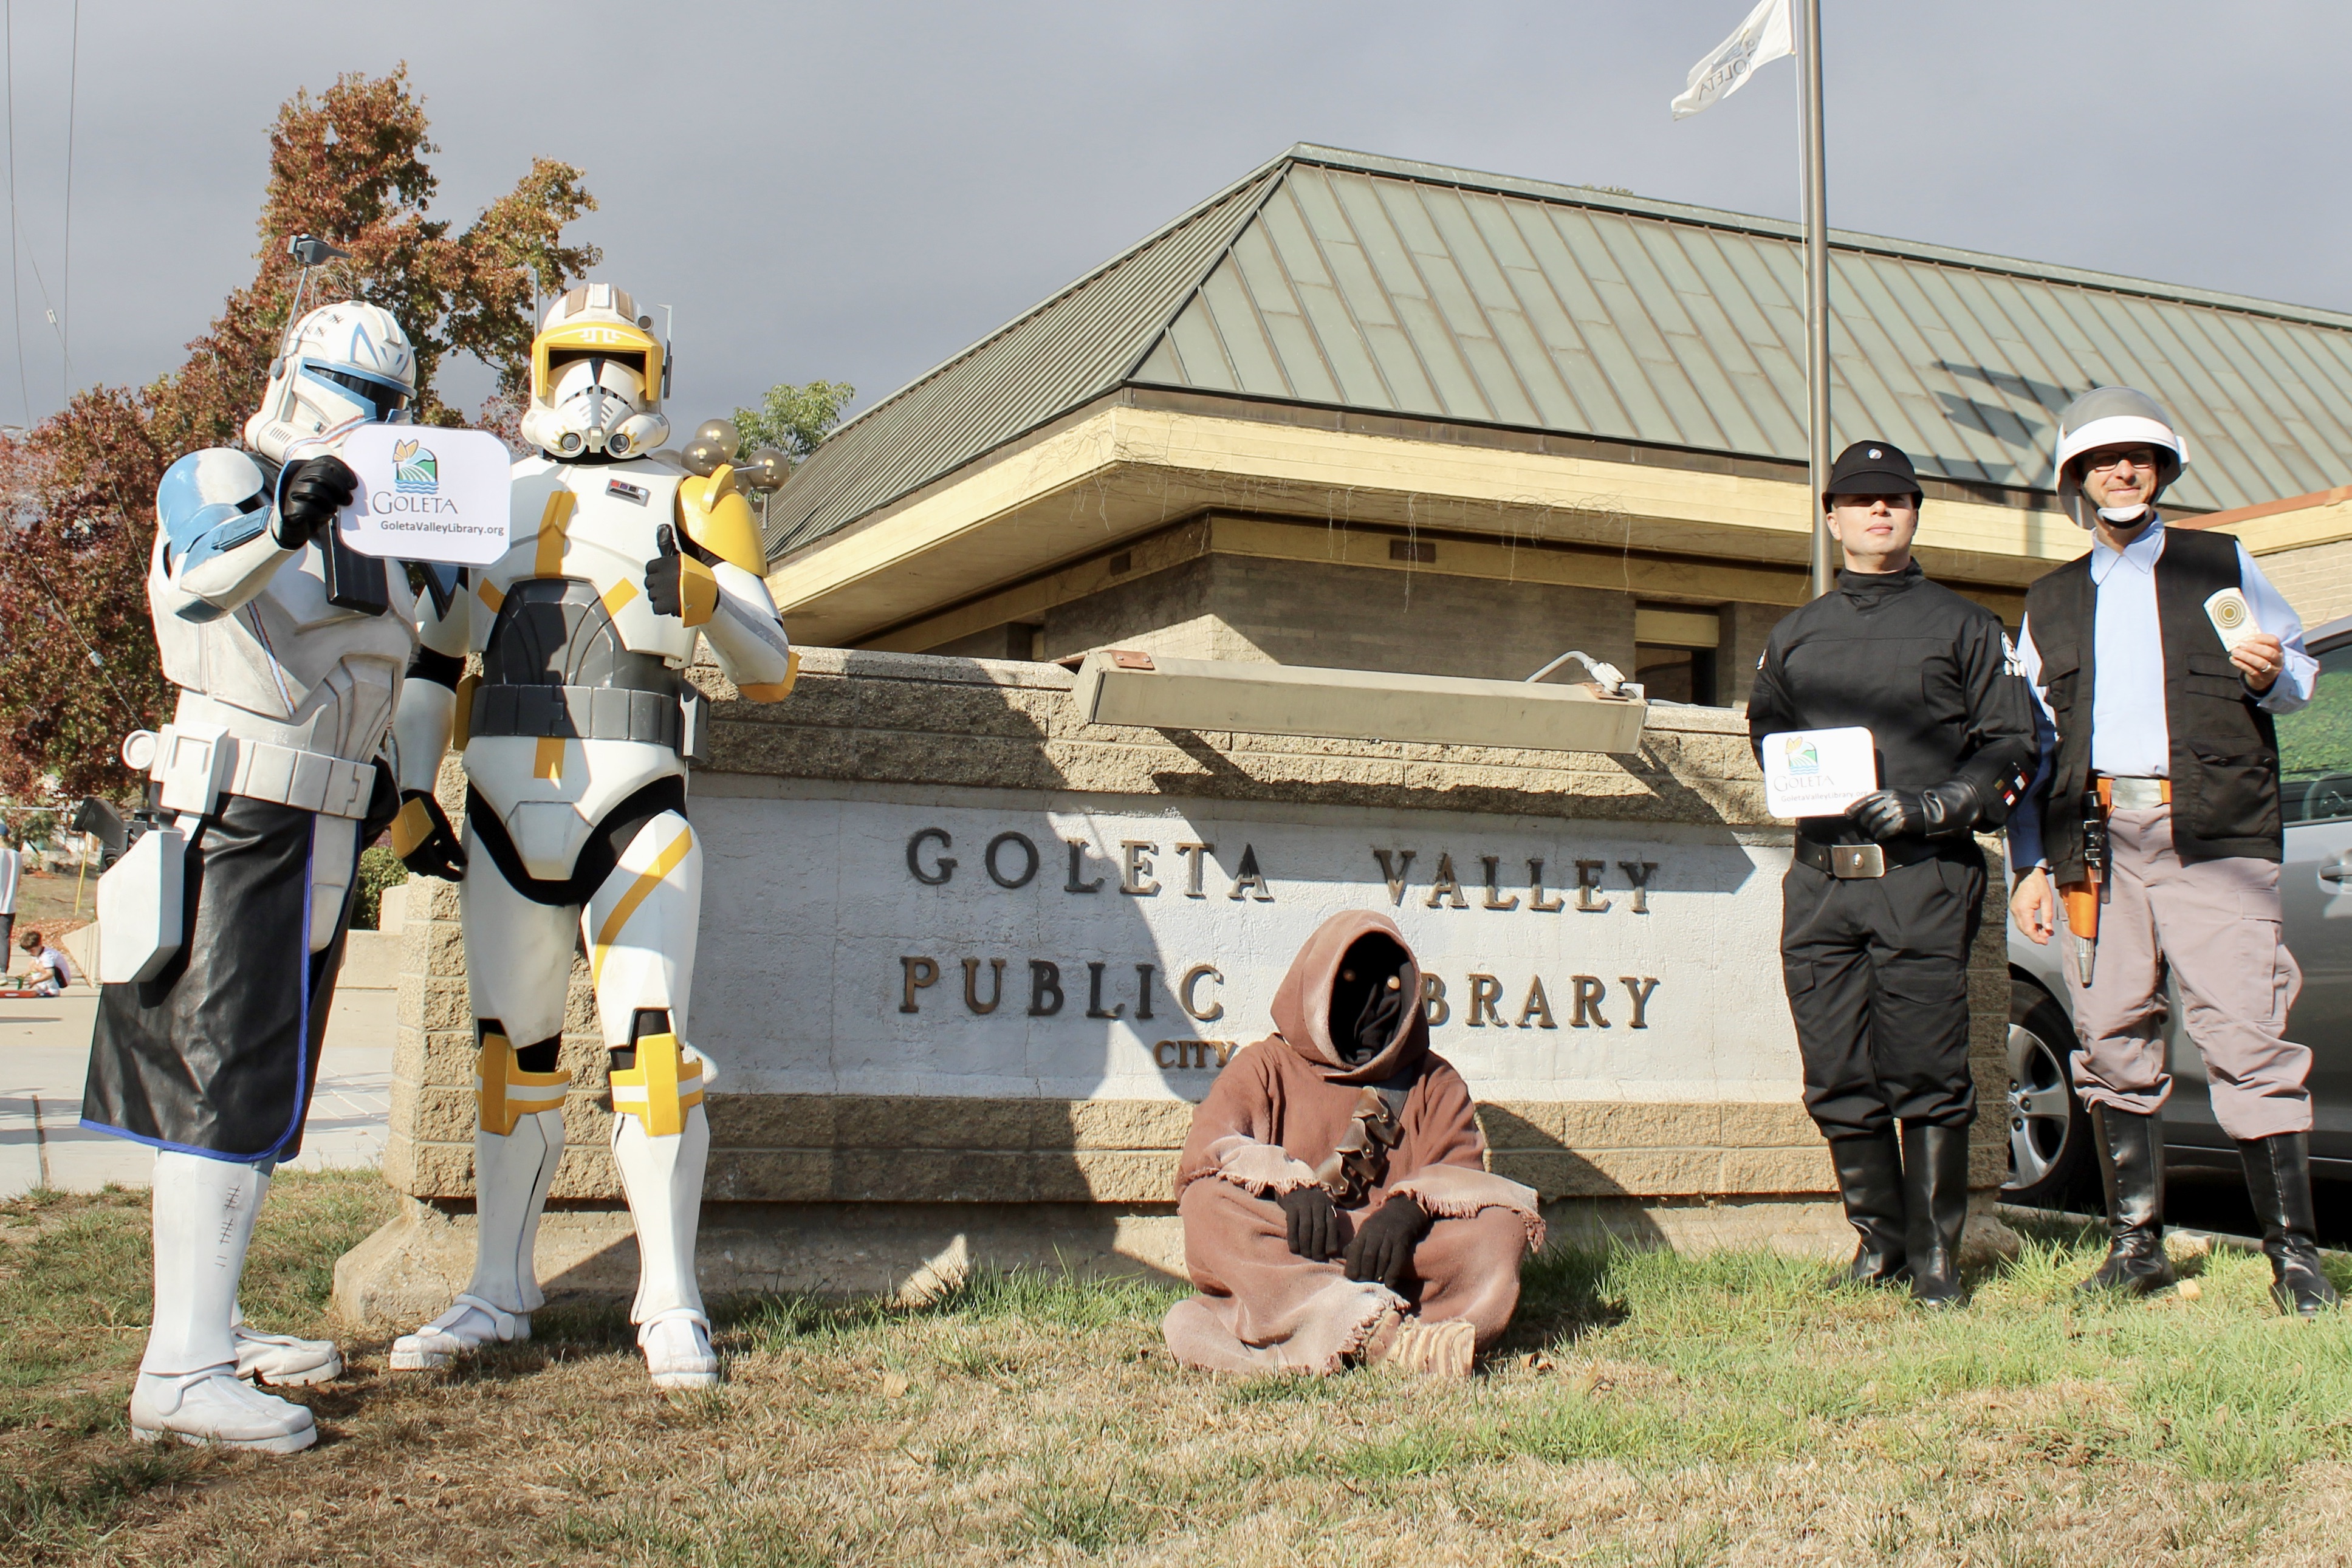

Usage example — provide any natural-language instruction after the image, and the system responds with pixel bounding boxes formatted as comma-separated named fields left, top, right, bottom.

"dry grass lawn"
left=7, top=1173, right=2352, bottom=1565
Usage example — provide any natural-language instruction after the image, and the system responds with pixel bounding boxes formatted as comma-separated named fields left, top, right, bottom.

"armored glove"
left=1845, top=778, right=1982, bottom=843
left=273, top=456, right=358, bottom=548
left=1278, top=1185, right=1341, bottom=1261
left=645, top=524, right=718, bottom=625
left=1343, top=1194, right=1431, bottom=1289
left=389, top=789, right=467, bottom=881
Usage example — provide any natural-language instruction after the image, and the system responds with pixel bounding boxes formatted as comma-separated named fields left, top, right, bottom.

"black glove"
left=273, top=455, right=358, bottom=548
left=1845, top=778, right=1983, bottom=843
left=646, top=524, right=685, bottom=617
left=1343, top=1194, right=1431, bottom=1290
left=391, top=789, right=467, bottom=881
left=1278, top=1185, right=1340, bottom=1261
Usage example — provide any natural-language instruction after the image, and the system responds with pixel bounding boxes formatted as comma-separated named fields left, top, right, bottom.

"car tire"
left=2002, top=978, right=2096, bottom=1211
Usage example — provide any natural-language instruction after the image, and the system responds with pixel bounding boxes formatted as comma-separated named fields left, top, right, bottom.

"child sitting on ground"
left=18, top=930, right=72, bottom=995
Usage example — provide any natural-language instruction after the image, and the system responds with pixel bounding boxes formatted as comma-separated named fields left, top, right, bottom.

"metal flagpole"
left=1798, top=0, right=1833, bottom=598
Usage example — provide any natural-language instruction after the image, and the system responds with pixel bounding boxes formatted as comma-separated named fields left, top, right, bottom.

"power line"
left=1, top=2, right=22, bottom=426
left=58, top=0, right=71, bottom=399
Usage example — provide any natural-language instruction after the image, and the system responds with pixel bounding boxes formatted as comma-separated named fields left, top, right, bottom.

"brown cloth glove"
left=1343, top=1194, right=1430, bottom=1289
left=1278, top=1186, right=1340, bottom=1261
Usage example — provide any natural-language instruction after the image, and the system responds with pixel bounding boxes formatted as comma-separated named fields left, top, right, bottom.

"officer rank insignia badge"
left=607, top=479, right=650, bottom=505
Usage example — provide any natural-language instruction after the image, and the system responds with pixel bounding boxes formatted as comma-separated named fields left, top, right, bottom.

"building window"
left=1633, top=605, right=1723, bottom=707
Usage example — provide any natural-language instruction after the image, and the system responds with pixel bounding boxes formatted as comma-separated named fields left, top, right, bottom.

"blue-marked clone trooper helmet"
left=242, top=300, right=418, bottom=465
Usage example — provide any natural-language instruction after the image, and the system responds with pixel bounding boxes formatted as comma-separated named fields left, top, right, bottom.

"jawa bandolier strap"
left=386, top=283, right=797, bottom=1389
left=1164, top=911, right=1546, bottom=1378
left=82, top=302, right=459, bottom=1454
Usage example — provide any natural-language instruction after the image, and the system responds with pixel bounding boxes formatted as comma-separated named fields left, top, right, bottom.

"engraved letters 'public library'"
left=893, top=825, right=1666, bottom=1067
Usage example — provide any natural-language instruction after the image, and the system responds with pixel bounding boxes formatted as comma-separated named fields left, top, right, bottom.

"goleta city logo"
left=1784, top=735, right=1820, bottom=776
left=391, top=437, right=441, bottom=495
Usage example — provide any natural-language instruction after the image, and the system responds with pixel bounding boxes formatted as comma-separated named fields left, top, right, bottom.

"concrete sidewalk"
left=0, top=977, right=394, bottom=1198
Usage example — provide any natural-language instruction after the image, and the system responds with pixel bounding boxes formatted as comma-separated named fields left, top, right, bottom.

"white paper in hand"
left=1762, top=727, right=1879, bottom=820
left=332, top=423, right=512, bottom=566
left=2203, top=587, right=2262, bottom=652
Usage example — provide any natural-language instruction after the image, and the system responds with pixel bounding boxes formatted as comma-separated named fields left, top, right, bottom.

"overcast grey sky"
left=4, top=2, right=2346, bottom=436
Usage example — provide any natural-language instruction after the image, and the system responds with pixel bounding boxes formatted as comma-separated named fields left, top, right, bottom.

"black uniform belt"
left=1794, top=835, right=1956, bottom=880
left=470, top=682, right=682, bottom=750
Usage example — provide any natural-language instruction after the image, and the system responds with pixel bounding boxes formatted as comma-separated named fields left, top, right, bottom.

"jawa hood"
left=1269, top=909, right=1429, bottom=1085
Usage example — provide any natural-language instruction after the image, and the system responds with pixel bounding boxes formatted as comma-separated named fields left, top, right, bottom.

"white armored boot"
left=610, top=1032, right=718, bottom=1389
left=391, top=1036, right=567, bottom=1370
left=227, top=1169, right=346, bottom=1388
left=131, top=1152, right=317, bottom=1453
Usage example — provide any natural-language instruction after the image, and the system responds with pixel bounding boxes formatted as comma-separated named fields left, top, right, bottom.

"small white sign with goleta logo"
left=331, top=423, right=513, bottom=567
left=1761, top=727, right=1879, bottom=820
left=2204, top=587, right=2262, bottom=652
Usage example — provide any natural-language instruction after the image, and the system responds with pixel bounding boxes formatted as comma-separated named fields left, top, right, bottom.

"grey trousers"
left=2063, top=803, right=2310, bottom=1139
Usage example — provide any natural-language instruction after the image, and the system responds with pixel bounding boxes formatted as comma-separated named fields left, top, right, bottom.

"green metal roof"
left=770, top=144, right=2352, bottom=559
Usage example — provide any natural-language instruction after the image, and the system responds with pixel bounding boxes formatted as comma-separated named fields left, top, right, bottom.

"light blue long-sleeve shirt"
left=2006, top=518, right=2314, bottom=871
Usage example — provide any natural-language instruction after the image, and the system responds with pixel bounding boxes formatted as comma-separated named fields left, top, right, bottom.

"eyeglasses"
left=2085, top=449, right=2161, bottom=474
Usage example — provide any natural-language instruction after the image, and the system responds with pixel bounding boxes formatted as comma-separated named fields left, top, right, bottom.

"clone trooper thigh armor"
left=98, top=300, right=424, bottom=1451
left=389, top=284, right=795, bottom=1388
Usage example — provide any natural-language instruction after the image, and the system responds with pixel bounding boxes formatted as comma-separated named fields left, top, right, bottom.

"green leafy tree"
left=732, top=379, right=857, bottom=464
left=0, top=68, right=598, bottom=799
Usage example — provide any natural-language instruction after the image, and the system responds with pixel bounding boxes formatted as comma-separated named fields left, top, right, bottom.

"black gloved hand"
left=391, top=789, right=467, bottom=881
left=1343, top=1194, right=1431, bottom=1289
left=274, top=455, right=358, bottom=548
left=1845, top=789, right=1920, bottom=842
left=1278, top=1185, right=1340, bottom=1261
left=646, top=524, right=685, bottom=617
left=1848, top=778, right=1983, bottom=843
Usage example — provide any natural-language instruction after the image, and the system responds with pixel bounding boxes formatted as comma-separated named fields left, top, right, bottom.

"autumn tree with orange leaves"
left=0, top=67, right=597, bottom=806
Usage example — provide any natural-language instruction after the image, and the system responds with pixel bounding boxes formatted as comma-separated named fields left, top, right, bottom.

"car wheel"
left=2001, top=981, right=2094, bottom=1210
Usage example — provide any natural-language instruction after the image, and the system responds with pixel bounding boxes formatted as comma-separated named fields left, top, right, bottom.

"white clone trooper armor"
left=389, top=283, right=795, bottom=1388
left=112, top=300, right=422, bottom=1453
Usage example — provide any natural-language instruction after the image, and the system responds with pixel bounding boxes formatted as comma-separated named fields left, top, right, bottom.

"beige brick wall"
left=2254, top=540, right=2352, bottom=630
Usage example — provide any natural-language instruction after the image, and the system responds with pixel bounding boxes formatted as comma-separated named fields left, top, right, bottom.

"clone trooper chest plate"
left=150, top=539, right=418, bottom=759
left=470, top=457, right=694, bottom=667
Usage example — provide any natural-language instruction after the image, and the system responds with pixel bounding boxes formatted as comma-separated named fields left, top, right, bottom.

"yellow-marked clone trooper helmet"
left=244, top=301, right=418, bottom=465
left=521, top=282, right=670, bottom=461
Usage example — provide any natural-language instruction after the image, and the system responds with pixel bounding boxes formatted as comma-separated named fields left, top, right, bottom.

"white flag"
left=1670, top=0, right=1794, bottom=120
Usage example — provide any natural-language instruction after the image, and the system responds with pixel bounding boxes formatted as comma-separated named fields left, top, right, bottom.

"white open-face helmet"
left=2051, top=385, right=2188, bottom=529
left=519, top=282, right=670, bottom=461
left=243, top=300, right=417, bottom=465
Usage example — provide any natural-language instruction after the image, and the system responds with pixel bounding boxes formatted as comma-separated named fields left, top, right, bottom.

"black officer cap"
left=1822, top=439, right=1921, bottom=507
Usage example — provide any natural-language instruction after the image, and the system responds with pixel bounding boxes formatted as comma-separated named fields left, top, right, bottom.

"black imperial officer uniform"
left=1749, top=440, right=2037, bottom=1305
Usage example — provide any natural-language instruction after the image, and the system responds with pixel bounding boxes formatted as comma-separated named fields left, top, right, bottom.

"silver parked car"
left=2004, top=612, right=2352, bottom=1207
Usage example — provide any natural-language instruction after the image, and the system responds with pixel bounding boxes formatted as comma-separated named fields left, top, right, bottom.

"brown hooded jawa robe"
left=1163, top=910, right=1545, bottom=1374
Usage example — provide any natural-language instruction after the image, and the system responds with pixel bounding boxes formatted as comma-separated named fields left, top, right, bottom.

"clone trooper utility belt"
left=145, top=721, right=375, bottom=821
left=470, top=678, right=705, bottom=757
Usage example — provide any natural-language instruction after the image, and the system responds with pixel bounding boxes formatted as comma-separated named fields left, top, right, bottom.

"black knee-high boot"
left=1828, top=1131, right=1907, bottom=1284
left=1901, top=1122, right=1970, bottom=1307
left=2079, top=1105, right=2175, bottom=1295
left=2239, top=1131, right=2339, bottom=1317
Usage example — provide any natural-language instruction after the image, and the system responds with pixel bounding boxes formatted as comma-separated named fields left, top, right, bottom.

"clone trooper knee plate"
left=103, top=301, right=453, bottom=1451
left=389, top=284, right=794, bottom=1388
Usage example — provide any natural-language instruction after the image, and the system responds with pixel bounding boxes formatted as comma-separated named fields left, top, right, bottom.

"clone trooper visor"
left=536, top=355, right=663, bottom=457
left=300, top=362, right=413, bottom=422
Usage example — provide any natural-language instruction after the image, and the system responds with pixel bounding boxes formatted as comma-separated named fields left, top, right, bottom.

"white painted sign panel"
left=1761, top=727, right=1877, bottom=820
left=332, top=423, right=512, bottom=566
left=687, top=782, right=1799, bottom=1106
